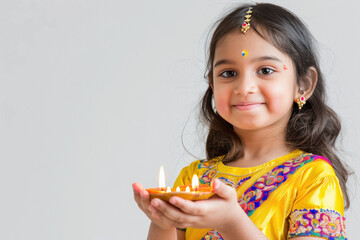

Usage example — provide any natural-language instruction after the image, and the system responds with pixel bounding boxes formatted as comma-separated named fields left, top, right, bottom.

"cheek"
left=214, top=96, right=228, bottom=113
left=213, top=89, right=230, bottom=114
left=264, top=84, right=295, bottom=113
left=269, top=95, right=292, bottom=113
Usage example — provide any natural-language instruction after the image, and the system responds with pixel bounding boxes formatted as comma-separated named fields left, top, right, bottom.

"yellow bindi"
left=242, top=49, right=248, bottom=57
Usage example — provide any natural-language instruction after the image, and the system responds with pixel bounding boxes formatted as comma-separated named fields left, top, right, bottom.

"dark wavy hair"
left=200, top=3, right=351, bottom=209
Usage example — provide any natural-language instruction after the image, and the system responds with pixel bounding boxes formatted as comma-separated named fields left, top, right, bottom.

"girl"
left=133, top=3, right=350, bottom=240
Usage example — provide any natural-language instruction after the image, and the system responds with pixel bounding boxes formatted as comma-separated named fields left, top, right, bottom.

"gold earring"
left=296, top=94, right=306, bottom=110
left=212, top=96, right=217, bottom=112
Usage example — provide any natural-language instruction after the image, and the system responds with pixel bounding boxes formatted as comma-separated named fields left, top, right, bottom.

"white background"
left=0, top=0, right=359, bottom=239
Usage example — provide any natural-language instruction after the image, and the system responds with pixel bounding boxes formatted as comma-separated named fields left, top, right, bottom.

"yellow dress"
left=173, top=149, right=347, bottom=240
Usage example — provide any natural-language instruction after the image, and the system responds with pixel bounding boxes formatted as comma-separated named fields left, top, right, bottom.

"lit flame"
left=192, top=174, right=199, bottom=191
left=176, top=187, right=180, bottom=192
left=159, top=166, right=165, bottom=191
left=185, top=186, right=190, bottom=192
left=166, top=186, right=171, bottom=193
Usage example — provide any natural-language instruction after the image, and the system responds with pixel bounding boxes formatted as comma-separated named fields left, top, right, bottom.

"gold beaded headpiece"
left=241, top=7, right=253, bottom=33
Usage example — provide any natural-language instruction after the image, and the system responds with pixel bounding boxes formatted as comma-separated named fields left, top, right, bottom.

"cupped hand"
left=147, top=178, right=244, bottom=231
left=132, top=182, right=177, bottom=230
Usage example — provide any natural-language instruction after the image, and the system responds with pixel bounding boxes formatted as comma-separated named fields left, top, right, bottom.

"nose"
left=233, top=73, right=258, bottom=95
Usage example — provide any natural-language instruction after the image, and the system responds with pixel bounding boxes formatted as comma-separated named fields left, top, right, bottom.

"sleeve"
left=173, top=160, right=201, bottom=188
left=287, top=160, right=347, bottom=239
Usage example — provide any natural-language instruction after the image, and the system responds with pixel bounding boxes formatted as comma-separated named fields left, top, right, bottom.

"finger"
left=169, top=197, right=206, bottom=216
left=132, top=182, right=144, bottom=193
left=212, top=178, right=236, bottom=200
left=140, top=188, right=151, bottom=209
left=133, top=184, right=178, bottom=229
left=150, top=206, right=179, bottom=227
left=152, top=210, right=189, bottom=229
left=132, top=183, right=151, bottom=211
left=151, top=198, right=193, bottom=225
left=132, top=183, right=143, bottom=204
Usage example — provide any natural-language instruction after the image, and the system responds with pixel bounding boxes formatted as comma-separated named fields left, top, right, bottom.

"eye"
left=219, top=70, right=237, bottom=78
left=257, top=68, right=274, bottom=75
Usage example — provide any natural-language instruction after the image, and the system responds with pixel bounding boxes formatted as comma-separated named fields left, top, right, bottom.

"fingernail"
left=213, top=179, right=219, bottom=190
left=152, top=199, right=159, bottom=207
left=169, top=198, right=176, bottom=205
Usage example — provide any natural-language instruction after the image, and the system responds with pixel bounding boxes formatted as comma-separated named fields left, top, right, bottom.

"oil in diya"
left=146, top=166, right=214, bottom=202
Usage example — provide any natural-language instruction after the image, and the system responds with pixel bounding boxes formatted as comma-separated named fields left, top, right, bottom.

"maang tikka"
left=241, top=7, right=253, bottom=33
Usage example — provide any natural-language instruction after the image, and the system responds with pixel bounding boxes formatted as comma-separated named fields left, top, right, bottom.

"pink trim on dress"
left=313, top=156, right=332, bottom=166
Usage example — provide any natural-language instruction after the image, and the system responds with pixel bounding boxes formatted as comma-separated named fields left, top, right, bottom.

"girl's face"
left=212, top=30, right=298, bottom=135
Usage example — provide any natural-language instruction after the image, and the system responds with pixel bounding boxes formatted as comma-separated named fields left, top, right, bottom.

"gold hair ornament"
left=241, top=8, right=253, bottom=33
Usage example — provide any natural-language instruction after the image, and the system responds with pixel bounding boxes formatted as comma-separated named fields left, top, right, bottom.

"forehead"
left=214, top=29, right=291, bottom=63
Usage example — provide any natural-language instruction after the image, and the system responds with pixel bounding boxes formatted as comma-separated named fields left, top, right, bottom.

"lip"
left=232, top=102, right=264, bottom=111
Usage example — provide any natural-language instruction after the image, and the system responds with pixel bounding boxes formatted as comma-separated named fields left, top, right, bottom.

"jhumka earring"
left=296, top=91, right=306, bottom=110
left=211, top=96, right=217, bottom=113
left=241, top=7, right=253, bottom=34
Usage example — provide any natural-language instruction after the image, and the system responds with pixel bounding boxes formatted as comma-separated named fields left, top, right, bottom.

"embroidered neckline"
left=198, top=149, right=305, bottom=186
left=217, top=149, right=303, bottom=176
left=238, top=153, right=322, bottom=217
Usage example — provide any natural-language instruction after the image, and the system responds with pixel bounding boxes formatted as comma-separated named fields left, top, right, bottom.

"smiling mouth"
left=233, top=103, right=264, bottom=111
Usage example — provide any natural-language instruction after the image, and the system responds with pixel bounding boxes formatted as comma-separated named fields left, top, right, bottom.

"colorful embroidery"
left=198, top=158, right=252, bottom=187
left=236, top=176, right=251, bottom=188
left=198, top=159, right=218, bottom=184
left=200, top=169, right=217, bottom=184
left=201, top=230, right=224, bottom=240
left=219, top=177, right=235, bottom=188
left=238, top=153, right=325, bottom=216
left=197, top=153, right=335, bottom=240
left=288, top=209, right=347, bottom=239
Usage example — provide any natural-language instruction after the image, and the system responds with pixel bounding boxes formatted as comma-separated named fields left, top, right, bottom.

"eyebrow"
left=214, top=59, right=236, bottom=68
left=214, top=55, right=282, bottom=68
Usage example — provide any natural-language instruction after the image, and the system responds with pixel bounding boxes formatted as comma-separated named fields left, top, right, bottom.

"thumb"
left=212, top=178, right=235, bottom=200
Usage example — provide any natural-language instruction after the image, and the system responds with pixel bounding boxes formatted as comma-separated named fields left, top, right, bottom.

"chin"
left=233, top=124, right=265, bottom=132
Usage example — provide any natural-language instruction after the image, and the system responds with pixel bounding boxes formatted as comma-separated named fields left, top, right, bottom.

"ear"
left=208, top=77, right=214, bottom=91
left=297, top=66, right=318, bottom=100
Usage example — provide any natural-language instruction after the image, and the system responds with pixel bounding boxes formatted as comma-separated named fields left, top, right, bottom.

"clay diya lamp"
left=146, top=166, right=214, bottom=202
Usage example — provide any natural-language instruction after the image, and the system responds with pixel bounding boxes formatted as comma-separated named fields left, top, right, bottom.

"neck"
left=232, top=124, right=293, bottom=166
